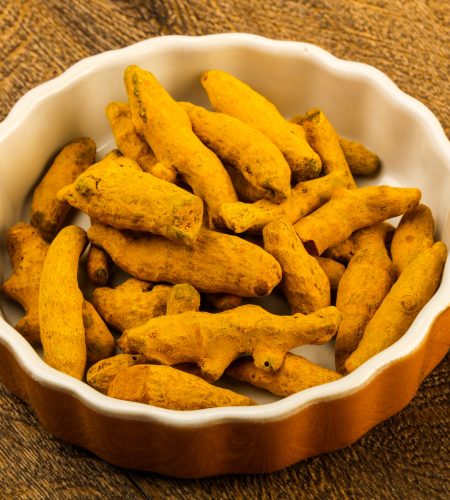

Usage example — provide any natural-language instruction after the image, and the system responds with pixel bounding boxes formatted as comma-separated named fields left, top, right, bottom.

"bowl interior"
left=0, top=36, right=449, bottom=409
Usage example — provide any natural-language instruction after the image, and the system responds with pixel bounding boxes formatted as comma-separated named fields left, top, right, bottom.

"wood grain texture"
left=0, top=0, right=449, bottom=497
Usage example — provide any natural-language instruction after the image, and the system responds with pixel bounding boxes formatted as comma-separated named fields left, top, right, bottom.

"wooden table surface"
left=0, top=0, right=449, bottom=498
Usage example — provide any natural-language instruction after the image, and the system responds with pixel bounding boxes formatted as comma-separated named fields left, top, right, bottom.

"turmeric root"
left=1, top=223, right=114, bottom=361
left=315, top=257, right=346, bottom=291
left=118, top=305, right=341, bottom=381
left=345, top=241, right=447, bottom=373
left=87, top=244, right=111, bottom=285
left=323, top=222, right=394, bottom=264
left=39, top=226, right=87, bottom=379
left=201, top=70, right=321, bottom=182
left=220, top=171, right=346, bottom=234
left=107, top=365, right=254, bottom=410
left=82, top=300, right=115, bottom=366
left=166, top=284, right=201, bottom=315
left=124, top=65, right=237, bottom=226
left=205, top=293, right=242, bottom=311
left=338, top=137, right=381, bottom=176
left=294, top=186, right=421, bottom=255
left=263, top=220, right=330, bottom=314
left=87, top=353, right=147, bottom=394
left=334, top=223, right=395, bottom=372
left=88, top=224, right=282, bottom=297
left=106, top=101, right=177, bottom=182
left=1, top=223, right=49, bottom=344
left=294, top=109, right=356, bottom=189
left=92, top=279, right=172, bottom=331
left=58, top=160, right=203, bottom=246
left=226, top=353, right=342, bottom=397
left=30, top=137, right=96, bottom=240
left=391, top=204, right=434, bottom=276
left=180, top=101, right=291, bottom=203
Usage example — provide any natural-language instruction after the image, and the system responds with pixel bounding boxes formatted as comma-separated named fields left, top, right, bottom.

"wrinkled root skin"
left=107, top=364, right=255, bottom=410
left=118, top=305, right=341, bottom=381
left=345, top=241, right=447, bottom=373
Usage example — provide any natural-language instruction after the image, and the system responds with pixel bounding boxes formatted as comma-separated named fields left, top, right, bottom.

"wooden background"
left=0, top=0, right=449, bottom=497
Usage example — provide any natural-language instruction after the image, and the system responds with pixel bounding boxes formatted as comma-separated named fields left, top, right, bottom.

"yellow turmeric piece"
left=86, top=244, right=111, bottom=285
left=391, top=204, right=434, bottom=277
left=315, top=257, right=346, bottom=291
left=118, top=305, right=341, bottom=381
left=324, top=222, right=394, bottom=264
left=220, top=171, right=346, bottom=234
left=166, top=283, right=201, bottom=315
left=334, top=223, right=395, bottom=373
left=92, top=279, right=172, bottom=331
left=205, top=293, right=242, bottom=311
left=294, top=109, right=356, bottom=189
left=338, top=137, right=381, bottom=176
left=106, top=101, right=177, bottom=182
left=58, top=160, right=203, bottom=246
left=87, top=353, right=147, bottom=394
left=88, top=224, right=281, bottom=297
left=226, top=353, right=342, bottom=397
left=294, top=186, right=421, bottom=255
left=107, top=365, right=255, bottom=410
left=263, top=220, right=330, bottom=314
left=39, top=226, right=87, bottom=379
left=124, top=65, right=237, bottom=226
left=82, top=300, right=115, bottom=366
left=1, top=223, right=49, bottom=344
left=222, top=163, right=268, bottom=203
left=345, top=241, right=447, bottom=373
left=1, top=223, right=115, bottom=361
left=180, top=101, right=291, bottom=203
left=201, top=70, right=321, bottom=182
left=30, top=137, right=96, bottom=241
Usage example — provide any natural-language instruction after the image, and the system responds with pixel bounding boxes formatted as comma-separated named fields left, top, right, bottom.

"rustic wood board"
left=0, top=0, right=449, bottom=497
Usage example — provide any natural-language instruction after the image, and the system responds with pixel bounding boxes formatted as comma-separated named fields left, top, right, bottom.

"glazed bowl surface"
left=0, top=34, right=449, bottom=478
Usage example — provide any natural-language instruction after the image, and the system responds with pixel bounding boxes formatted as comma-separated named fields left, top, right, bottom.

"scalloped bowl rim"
left=0, top=33, right=449, bottom=428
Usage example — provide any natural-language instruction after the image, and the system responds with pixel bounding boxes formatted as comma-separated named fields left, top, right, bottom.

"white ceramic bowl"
left=0, top=34, right=449, bottom=478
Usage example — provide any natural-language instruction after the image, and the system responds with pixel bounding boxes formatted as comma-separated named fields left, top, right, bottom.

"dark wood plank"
left=0, top=0, right=449, bottom=497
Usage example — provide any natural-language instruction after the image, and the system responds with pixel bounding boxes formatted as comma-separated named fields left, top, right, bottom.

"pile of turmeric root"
left=1, top=66, right=447, bottom=411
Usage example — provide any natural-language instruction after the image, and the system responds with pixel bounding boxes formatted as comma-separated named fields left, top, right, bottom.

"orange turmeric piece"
left=166, top=283, right=201, bottom=315
left=263, top=220, right=330, bottom=314
left=205, top=293, right=242, bottom=311
left=107, top=365, right=254, bottom=410
left=118, top=305, right=341, bottom=381
left=1, top=223, right=49, bottom=344
left=334, top=223, right=395, bottom=373
left=390, top=204, right=435, bottom=277
left=124, top=65, right=237, bottom=226
left=87, top=353, right=147, bottom=394
left=58, top=160, right=203, bottom=246
left=226, top=353, right=342, bottom=397
left=315, top=257, right=346, bottom=291
left=88, top=224, right=281, bottom=297
left=82, top=300, right=115, bottom=366
left=345, top=241, right=447, bottom=373
left=1, top=223, right=115, bottom=361
left=323, top=222, right=394, bottom=264
left=201, top=70, right=321, bottom=182
left=180, top=101, right=291, bottom=203
left=220, top=171, right=346, bottom=234
left=338, top=137, right=381, bottom=176
left=92, top=279, right=172, bottom=331
left=106, top=101, right=177, bottom=182
left=294, top=109, right=356, bottom=189
left=30, top=137, right=96, bottom=241
left=294, top=186, right=421, bottom=255
left=39, top=226, right=87, bottom=379
left=86, top=244, right=111, bottom=285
